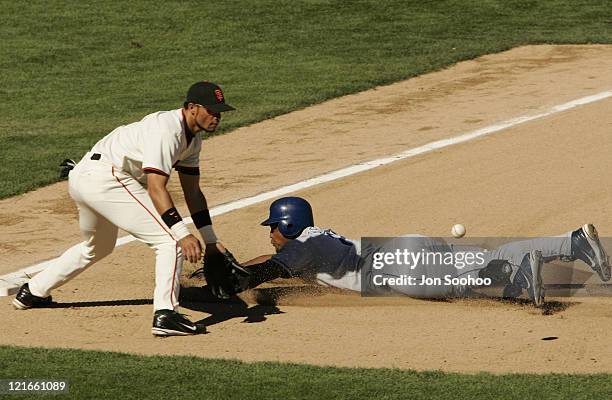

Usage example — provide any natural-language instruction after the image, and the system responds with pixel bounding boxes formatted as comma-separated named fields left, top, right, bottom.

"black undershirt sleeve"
left=175, top=165, right=200, bottom=175
left=244, top=259, right=292, bottom=289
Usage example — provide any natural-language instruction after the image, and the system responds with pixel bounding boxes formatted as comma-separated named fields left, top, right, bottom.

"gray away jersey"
left=269, top=229, right=467, bottom=294
left=269, top=227, right=576, bottom=298
left=270, top=226, right=365, bottom=291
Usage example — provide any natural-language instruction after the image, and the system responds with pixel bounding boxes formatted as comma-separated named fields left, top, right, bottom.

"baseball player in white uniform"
left=218, top=197, right=611, bottom=305
left=12, top=81, right=234, bottom=336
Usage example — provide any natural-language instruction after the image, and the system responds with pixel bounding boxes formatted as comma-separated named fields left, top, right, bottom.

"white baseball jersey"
left=91, top=109, right=201, bottom=185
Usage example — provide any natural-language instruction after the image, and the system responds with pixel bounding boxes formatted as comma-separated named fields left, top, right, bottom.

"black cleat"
left=571, top=224, right=611, bottom=281
left=479, top=259, right=514, bottom=285
left=502, top=283, right=523, bottom=299
left=12, top=283, right=53, bottom=310
left=151, top=310, right=200, bottom=337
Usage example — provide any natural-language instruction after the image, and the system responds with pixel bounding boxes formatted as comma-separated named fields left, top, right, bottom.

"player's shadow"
left=180, top=286, right=284, bottom=327
left=44, top=298, right=153, bottom=308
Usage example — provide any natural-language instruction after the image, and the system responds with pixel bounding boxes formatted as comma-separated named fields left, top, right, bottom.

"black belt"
left=90, top=153, right=101, bottom=160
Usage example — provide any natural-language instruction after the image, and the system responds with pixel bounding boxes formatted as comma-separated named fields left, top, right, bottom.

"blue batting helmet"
left=261, top=197, right=314, bottom=238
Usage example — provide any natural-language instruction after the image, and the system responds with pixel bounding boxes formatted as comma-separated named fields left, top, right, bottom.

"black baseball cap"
left=185, top=81, right=235, bottom=112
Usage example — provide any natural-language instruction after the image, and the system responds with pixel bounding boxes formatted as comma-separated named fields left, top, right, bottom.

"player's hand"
left=180, top=234, right=203, bottom=263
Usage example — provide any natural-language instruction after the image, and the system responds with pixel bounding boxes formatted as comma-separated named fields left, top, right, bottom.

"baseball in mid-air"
left=451, top=223, right=466, bottom=238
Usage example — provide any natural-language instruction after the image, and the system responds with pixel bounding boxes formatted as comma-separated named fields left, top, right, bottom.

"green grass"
left=0, top=0, right=611, bottom=198
left=0, top=345, right=610, bottom=400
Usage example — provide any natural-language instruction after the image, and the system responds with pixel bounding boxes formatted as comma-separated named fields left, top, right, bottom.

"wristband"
left=170, top=221, right=191, bottom=241
left=199, top=225, right=218, bottom=244
left=161, top=207, right=182, bottom=228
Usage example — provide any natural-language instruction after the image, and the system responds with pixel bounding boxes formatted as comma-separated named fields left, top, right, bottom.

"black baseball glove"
left=59, top=159, right=76, bottom=178
left=198, top=249, right=251, bottom=299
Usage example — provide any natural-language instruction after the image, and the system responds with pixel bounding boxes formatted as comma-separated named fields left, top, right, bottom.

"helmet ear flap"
left=278, top=221, right=297, bottom=238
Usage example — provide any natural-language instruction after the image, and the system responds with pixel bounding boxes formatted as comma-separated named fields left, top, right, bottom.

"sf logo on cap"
left=214, top=89, right=224, bottom=103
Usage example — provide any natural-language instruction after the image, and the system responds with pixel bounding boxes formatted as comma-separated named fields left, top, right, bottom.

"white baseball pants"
left=28, top=153, right=183, bottom=312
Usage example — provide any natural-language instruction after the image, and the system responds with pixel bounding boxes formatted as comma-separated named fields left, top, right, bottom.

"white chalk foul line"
left=1, top=90, right=611, bottom=296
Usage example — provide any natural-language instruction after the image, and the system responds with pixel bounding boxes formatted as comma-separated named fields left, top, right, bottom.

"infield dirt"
left=1, top=45, right=612, bottom=374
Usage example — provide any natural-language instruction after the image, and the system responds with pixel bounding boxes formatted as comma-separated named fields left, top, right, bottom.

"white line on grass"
left=1, top=90, right=610, bottom=296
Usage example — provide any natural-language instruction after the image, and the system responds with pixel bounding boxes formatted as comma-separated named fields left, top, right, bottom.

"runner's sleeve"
left=270, top=240, right=314, bottom=277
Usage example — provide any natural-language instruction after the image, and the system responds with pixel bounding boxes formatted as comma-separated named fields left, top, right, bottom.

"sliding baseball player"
left=13, top=81, right=234, bottom=336
left=203, top=197, right=611, bottom=306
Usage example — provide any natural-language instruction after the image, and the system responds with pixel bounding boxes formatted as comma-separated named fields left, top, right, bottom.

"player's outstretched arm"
left=243, top=259, right=291, bottom=289
left=178, top=171, right=225, bottom=254
left=203, top=253, right=291, bottom=299
left=178, top=171, right=209, bottom=214
left=243, top=254, right=273, bottom=266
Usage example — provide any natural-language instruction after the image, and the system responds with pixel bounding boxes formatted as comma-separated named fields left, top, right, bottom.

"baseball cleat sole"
left=151, top=327, right=196, bottom=337
left=582, top=224, right=611, bottom=281
left=12, top=298, right=30, bottom=310
left=529, top=250, right=544, bottom=307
